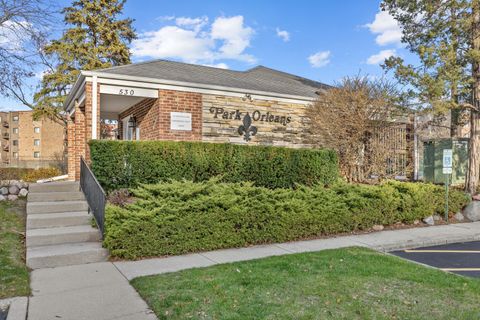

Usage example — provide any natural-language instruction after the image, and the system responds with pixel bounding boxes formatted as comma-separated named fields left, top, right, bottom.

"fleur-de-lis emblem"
left=238, top=113, right=257, bottom=141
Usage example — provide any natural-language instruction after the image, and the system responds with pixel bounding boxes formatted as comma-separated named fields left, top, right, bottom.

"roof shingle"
left=97, top=60, right=330, bottom=98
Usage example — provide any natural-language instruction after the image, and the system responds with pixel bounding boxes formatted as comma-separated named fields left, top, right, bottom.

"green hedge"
left=89, top=140, right=338, bottom=191
left=104, top=179, right=471, bottom=259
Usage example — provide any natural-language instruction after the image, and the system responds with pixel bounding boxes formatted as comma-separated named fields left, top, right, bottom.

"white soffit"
left=100, top=84, right=159, bottom=99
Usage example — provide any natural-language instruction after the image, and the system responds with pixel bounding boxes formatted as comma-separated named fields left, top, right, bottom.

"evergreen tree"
left=34, top=0, right=136, bottom=123
left=381, top=0, right=480, bottom=193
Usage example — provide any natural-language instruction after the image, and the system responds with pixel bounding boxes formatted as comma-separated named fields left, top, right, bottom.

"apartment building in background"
left=0, top=111, right=65, bottom=168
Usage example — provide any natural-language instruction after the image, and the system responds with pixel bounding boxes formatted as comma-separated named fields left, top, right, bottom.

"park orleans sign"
left=209, top=106, right=293, bottom=142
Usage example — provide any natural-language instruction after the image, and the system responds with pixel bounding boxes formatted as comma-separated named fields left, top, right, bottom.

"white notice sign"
left=443, top=149, right=453, bottom=174
left=170, top=112, right=192, bottom=131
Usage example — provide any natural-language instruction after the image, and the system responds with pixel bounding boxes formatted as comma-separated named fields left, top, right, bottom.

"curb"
left=0, top=297, right=28, bottom=320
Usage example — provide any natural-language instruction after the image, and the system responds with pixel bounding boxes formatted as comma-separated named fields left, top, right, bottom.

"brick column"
left=67, top=115, right=76, bottom=180
left=74, top=102, right=86, bottom=181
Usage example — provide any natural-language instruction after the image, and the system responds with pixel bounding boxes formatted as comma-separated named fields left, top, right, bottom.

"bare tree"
left=307, top=76, right=407, bottom=182
left=0, top=0, right=56, bottom=108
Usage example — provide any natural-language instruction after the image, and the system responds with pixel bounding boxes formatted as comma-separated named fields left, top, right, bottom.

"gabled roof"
left=97, top=59, right=330, bottom=98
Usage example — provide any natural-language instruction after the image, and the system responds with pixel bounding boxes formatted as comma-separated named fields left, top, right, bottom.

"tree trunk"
left=466, top=0, right=480, bottom=194
left=467, top=111, right=480, bottom=193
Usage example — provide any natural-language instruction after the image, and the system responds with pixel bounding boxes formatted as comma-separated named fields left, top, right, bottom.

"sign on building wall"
left=209, top=106, right=293, bottom=142
left=202, top=95, right=309, bottom=147
left=170, top=112, right=192, bottom=131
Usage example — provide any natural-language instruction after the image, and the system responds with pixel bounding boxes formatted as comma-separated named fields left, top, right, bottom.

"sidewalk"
left=26, top=221, right=480, bottom=320
left=114, top=221, right=480, bottom=280
left=28, top=263, right=157, bottom=320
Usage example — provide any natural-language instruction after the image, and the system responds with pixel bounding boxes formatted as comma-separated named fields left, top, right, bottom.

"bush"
left=89, top=140, right=339, bottom=191
left=21, top=167, right=61, bottom=182
left=104, top=179, right=471, bottom=259
left=0, top=167, right=61, bottom=182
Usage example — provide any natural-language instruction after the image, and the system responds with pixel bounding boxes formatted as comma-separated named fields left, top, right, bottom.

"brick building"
left=0, top=111, right=65, bottom=168
left=64, top=60, right=335, bottom=180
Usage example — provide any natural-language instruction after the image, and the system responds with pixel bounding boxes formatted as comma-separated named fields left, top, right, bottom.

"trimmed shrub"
left=104, top=179, right=471, bottom=259
left=21, top=167, right=61, bottom=182
left=89, top=140, right=339, bottom=191
left=0, top=167, right=61, bottom=182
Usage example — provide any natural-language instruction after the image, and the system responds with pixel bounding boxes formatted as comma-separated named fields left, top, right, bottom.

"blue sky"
left=0, top=0, right=411, bottom=110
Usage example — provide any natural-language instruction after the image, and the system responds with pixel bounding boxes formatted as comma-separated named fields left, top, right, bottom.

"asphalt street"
left=392, top=241, right=480, bottom=278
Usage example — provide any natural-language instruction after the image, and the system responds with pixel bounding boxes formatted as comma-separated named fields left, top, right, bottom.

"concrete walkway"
left=28, top=263, right=157, bottom=320
left=25, top=221, right=480, bottom=320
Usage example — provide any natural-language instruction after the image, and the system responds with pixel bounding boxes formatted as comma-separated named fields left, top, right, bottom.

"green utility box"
left=423, top=138, right=468, bottom=185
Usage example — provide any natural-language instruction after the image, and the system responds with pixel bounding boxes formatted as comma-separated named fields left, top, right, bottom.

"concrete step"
left=27, top=242, right=108, bottom=269
left=26, top=225, right=101, bottom=248
left=29, top=181, right=80, bottom=193
left=27, top=200, right=88, bottom=214
left=27, top=211, right=91, bottom=230
left=28, top=191, right=85, bottom=202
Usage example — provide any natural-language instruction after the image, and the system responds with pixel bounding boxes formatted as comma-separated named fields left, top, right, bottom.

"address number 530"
left=119, top=88, right=135, bottom=96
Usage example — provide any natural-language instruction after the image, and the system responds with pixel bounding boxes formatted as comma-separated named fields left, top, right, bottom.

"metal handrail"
left=80, top=157, right=106, bottom=236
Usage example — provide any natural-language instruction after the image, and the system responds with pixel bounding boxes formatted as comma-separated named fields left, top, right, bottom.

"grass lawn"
left=132, top=247, right=480, bottom=320
left=0, top=200, right=29, bottom=299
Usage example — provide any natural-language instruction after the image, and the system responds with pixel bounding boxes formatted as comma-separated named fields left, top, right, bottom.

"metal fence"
left=80, top=157, right=106, bottom=236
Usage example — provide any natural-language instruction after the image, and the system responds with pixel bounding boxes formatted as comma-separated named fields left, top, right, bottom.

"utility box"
left=423, top=138, right=468, bottom=185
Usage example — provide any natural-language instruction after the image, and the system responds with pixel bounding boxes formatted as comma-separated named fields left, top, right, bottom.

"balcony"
left=3, top=121, right=8, bottom=128
left=3, top=132, right=8, bottom=139
left=3, top=144, right=9, bottom=151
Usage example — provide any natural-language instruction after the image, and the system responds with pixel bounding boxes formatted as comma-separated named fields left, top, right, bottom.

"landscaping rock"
left=433, top=214, right=442, bottom=222
left=8, top=185, right=19, bottom=195
left=413, top=220, right=420, bottom=225
left=454, top=212, right=465, bottom=221
left=473, top=194, right=480, bottom=201
left=0, top=195, right=5, bottom=201
left=18, top=188, right=28, bottom=197
left=7, top=194, right=18, bottom=201
left=372, top=225, right=384, bottom=231
left=423, top=216, right=435, bottom=225
left=12, top=180, right=23, bottom=189
left=463, top=201, right=480, bottom=221
left=0, top=187, right=8, bottom=195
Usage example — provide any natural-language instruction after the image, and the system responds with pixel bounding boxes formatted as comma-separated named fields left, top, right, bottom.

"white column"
left=92, top=75, right=98, bottom=139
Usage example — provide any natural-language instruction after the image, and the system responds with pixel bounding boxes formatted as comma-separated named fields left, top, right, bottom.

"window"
left=34, top=139, right=40, bottom=146
left=34, top=127, right=40, bottom=133
left=34, top=152, right=40, bottom=158
left=12, top=128, right=18, bottom=134
left=12, top=140, right=18, bottom=146
left=13, top=152, right=18, bottom=159
left=12, top=115, right=18, bottom=121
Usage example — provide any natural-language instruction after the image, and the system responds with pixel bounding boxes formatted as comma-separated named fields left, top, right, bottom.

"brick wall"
left=118, top=98, right=158, bottom=140
left=119, top=90, right=202, bottom=141
left=157, top=89, right=202, bottom=140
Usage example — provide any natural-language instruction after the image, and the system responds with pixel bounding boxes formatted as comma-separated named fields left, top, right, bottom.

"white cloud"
left=132, top=15, right=255, bottom=65
left=308, top=51, right=331, bottom=68
left=367, top=49, right=397, bottom=65
left=211, top=16, right=255, bottom=63
left=365, top=10, right=402, bottom=46
left=131, top=26, right=214, bottom=63
left=175, top=16, right=208, bottom=32
left=202, top=62, right=229, bottom=69
left=276, top=28, right=290, bottom=42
